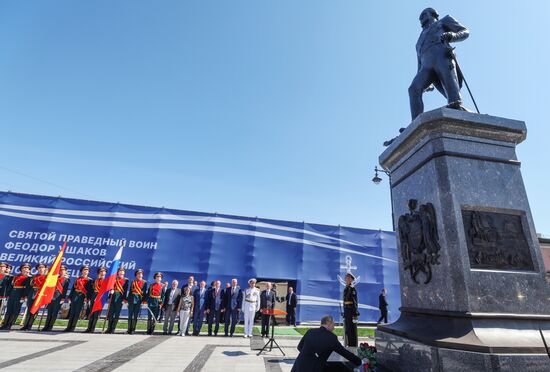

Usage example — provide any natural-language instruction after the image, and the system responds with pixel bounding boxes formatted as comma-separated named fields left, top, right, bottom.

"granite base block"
left=375, top=329, right=550, bottom=372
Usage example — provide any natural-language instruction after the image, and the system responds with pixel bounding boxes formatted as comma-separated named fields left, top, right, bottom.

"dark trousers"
left=106, top=298, right=124, bottom=333
left=261, top=314, right=271, bottom=336
left=224, top=308, right=239, bottom=336
left=207, top=308, right=221, bottom=335
left=147, top=305, right=160, bottom=335
left=21, top=302, right=38, bottom=330
left=85, top=310, right=101, bottom=333
left=127, top=302, right=141, bottom=334
left=192, top=307, right=205, bottom=335
left=286, top=306, right=296, bottom=326
left=65, top=294, right=86, bottom=332
left=408, top=46, right=462, bottom=120
left=85, top=311, right=100, bottom=332
left=42, top=299, right=62, bottom=331
left=343, top=309, right=357, bottom=347
left=0, top=291, right=25, bottom=330
left=377, top=308, right=388, bottom=324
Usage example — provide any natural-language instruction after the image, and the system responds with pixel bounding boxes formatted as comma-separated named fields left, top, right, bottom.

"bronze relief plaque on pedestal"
left=461, top=208, right=534, bottom=271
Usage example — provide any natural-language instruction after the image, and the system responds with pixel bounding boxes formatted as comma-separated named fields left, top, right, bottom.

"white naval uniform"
left=242, top=286, right=261, bottom=336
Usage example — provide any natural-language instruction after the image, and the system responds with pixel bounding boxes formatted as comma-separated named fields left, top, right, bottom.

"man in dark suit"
left=222, top=278, right=241, bottom=336
left=291, top=315, right=361, bottom=372
left=206, top=280, right=223, bottom=336
left=286, top=286, right=297, bottom=326
left=260, top=282, right=276, bottom=337
left=409, top=7, right=469, bottom=120
left=192, top=280, right=208, bottom=336
left=163, top=279, right=181, bottom=334
left=220, top=282, right=231, bottom=324
left=180, top=275, right=197, bottom=335
left=377, top=288, right=388, bottom=324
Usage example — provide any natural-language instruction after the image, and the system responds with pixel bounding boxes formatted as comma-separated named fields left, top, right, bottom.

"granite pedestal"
left=376, top=108, right=550, bottom=371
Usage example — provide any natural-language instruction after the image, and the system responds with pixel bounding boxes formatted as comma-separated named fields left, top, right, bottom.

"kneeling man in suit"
left=291, top=315, right=361, bottom=372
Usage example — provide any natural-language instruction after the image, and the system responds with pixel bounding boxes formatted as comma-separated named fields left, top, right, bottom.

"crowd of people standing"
left=0, top=262, right=299, bottom=336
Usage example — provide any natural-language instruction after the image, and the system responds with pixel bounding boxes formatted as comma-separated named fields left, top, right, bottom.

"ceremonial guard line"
left=0, top=258, right=302, bottom=340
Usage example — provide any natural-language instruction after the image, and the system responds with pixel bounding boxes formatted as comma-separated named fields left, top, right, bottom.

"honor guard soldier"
left=20, top=263, right=48, bottom=330
left=342, top=273, right=359, bottom=347
left=105, top=267, right=128, bottom=333
left=84, top=267, right=106, bottom=333
left=127, top=269, right=147, bottom=334
left=0, top=263, right=31, bottom=330
left=41, top=265, right=70, bottom=332
left=64, top=265, right=92, bottom=332
left=242, top=278, right=260, bottom=338
left=146, top=272, right=165, bottom=335
left=0, top=262, right=11, bottom=316
left=1, top=263, right=13, bottom=320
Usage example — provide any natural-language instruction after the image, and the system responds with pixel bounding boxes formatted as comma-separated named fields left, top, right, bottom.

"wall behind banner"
left=0, top=191, right=400, bottom=323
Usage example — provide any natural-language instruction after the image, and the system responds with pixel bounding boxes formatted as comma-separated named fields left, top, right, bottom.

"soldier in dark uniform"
left=20, top=263, right=48, bottom=330
left=0, top=262, right=11, bottom=318
left=0, top=263, right=32, bottom=330
left=41, top=265, right=70, bottom=332
left=64, top=265, right=92, bottom=332
left=105, top=267, right=128, bottom=334
left=127, top=269, right=147, bottom=334
left=84, top=267, right=106, bottom=333
left=342, top=273, right=359, bottom=347
left=146, top=272, right=165, bottom=335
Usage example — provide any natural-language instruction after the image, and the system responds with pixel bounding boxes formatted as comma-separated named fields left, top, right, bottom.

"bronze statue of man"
left=409, top=8, right=469, bottom=120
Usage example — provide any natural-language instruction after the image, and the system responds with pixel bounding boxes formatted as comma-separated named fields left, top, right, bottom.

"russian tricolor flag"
left=90, top=242, right=125, bottom=314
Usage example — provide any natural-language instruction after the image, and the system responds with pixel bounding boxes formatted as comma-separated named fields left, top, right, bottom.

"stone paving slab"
left=0, top=330, right=302, bottom=371
left=0, top=328, right=372, bottom=371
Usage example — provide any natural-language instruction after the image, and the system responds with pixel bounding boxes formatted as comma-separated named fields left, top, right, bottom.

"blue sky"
left=0, top=1, right=548, bottom=233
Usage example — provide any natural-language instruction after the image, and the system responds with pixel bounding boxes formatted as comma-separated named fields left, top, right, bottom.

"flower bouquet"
left=356, top=342, right=377, bottom=371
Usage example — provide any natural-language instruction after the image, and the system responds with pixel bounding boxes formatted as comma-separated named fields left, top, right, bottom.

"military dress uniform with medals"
left=85, top=267, right=106, bottom=333
left=127, top=269, right=147, bottom=334
left=146, top=272, right=165, bottom=335
left=342, top=273, right=359, bottom=347
left=41, top=267, right=70, bottom=331
left=65, top=266, right=93, bottom=332
left=105, top=270, right=128, bottom=333
left=21, top=263, right=48, bottom=330
left=0, top=263, right=31, bottom=330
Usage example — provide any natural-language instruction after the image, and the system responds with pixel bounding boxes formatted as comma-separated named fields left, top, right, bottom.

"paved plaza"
left=0, top=327, right=374, bottom=371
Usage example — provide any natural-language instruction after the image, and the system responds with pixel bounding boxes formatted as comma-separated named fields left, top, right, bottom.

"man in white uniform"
left=242, top=278, right=261, bottom=338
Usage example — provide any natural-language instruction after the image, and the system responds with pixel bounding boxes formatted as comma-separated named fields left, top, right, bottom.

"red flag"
left=30, top=241, right=67, bottom=314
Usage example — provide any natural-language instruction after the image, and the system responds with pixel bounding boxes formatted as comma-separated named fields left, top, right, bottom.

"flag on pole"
left=30, top=240, right=67, bottom=314
left=90, top=242, right=125, bottom=314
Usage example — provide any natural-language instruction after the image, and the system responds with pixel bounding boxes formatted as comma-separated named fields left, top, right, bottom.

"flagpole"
left=102, top=294, right=113, bottom=333
left=20, top=307, right=28, bottom=326
left=37, top=306, right=46, bottom=331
